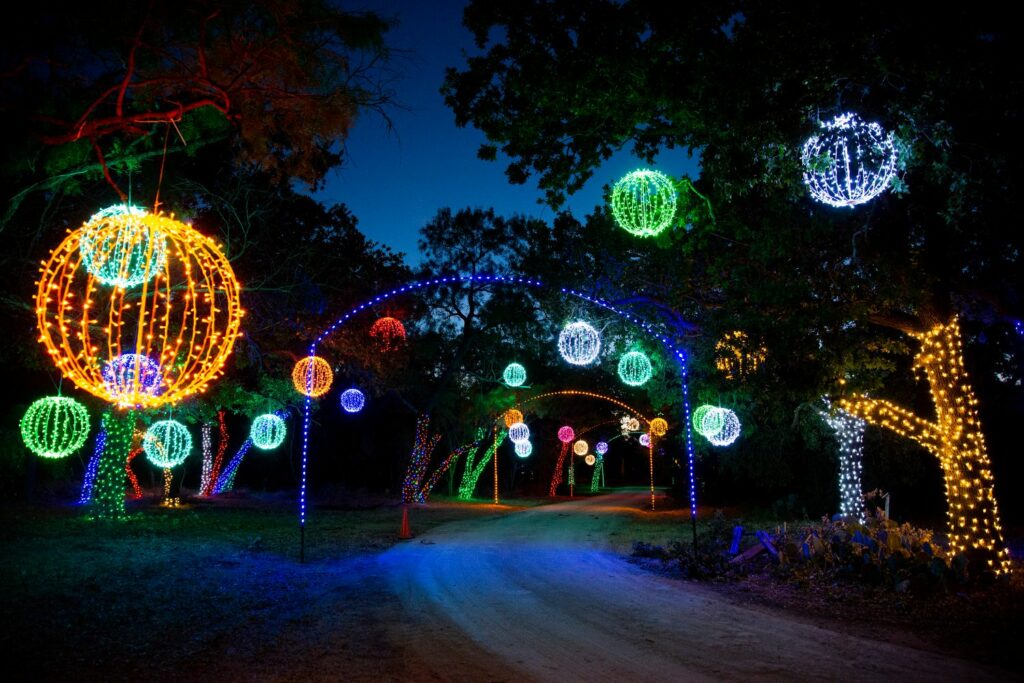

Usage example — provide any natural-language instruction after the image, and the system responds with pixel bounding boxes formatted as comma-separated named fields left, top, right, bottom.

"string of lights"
left=78, top=425, right=106, bottom=504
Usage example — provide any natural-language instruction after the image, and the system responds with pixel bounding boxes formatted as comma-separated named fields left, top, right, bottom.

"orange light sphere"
left=369, top=316, right=406, bottom=352
left=504, top=409, right=524, bottom=428
left=35, top=211, right=243, bottom=409
left=650, top=417, right=668, bottom=437
left=292, top=356, right=333, bottom=397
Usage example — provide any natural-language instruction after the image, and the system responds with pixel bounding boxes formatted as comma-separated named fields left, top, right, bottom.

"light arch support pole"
left=299, top=274, right=698, bottom=560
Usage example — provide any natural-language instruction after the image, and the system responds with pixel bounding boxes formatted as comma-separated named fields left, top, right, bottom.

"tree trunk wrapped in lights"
left=839, top=317, right=1010, bottom=574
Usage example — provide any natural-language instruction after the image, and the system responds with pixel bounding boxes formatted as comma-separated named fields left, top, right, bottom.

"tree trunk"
left=90, top=411, right=134, bottom=519
left=840, top=317, right=1009, bottom=574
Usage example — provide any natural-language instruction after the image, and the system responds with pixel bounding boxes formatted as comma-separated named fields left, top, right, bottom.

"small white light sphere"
left=515, top=441, right=532, bottom=458
left=508, top=422, right=530, bottom=443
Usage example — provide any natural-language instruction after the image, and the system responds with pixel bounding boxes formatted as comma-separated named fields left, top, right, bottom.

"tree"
left=444, top=1, right=1023, bottom=572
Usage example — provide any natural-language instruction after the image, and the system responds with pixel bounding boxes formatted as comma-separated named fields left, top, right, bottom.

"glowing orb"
left=515, top=441, right=532, bottom=458
left=79, top=204, right=167, bottom=288
left=36, top=211, right=243, bottom=409
left=102, top=354, right=164, bottom=403
left=695, top=406, right=741, bottom=446
left=369, top=316, right=406, bottom=352
left=650, top=417, right=668, bottom=437
left=508, top=422, right=530, bottom=443
left=19, top=396, right=90, bottom=459
left=558, top=321, right=601, bottom=366
left=504, top=409, right=524, bottom=428
left=557, top=426, right=575, bottom=443
left=595, top=441, right=609, bottom=455
left=584, top=454, right=596, bottom=466
left=801, top=112, right=898, bottom=208
left=573, top=440, right=589, bottom=456
left=143, top=419, right=193, bottom=468
left=340, top=388, right=366, bottom=413
left=621, top=416, right=641, bottom=432
left=714, top=331, right=766, bottom=380
left=610, top=169, right=677, bottom=237
left=250, top=414, right=286, bottom=450
left=692, top=405, right=716, bottom=435
left=639, top=433, right=651, bottom=447
left=617, top=351, right=653, bottom=386
left=292, top=356, right=333, bottom=397
left=502, top=362, right=527, bottom=387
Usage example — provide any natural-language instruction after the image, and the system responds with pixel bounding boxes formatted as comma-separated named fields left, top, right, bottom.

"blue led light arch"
left=298, top=274, right=698, bottom=553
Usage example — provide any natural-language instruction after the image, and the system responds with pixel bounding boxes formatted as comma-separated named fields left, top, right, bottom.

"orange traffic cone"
left=399, top=504, right=413, bottom=540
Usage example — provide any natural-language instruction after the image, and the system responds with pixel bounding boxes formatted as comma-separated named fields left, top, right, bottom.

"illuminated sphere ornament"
left=79, top=204, right=167, bottom=288
left=639, top=433, right=651, bottom=447
left=610, top=169, right=677, bottom=237
left=573, top=440, right=589, bottom=456
left=508, top=422, right=530, bottom=443
left=557, top=425, right=575, bottom=443
left=292, top=356, right=333, bottom=397
left=19, top=396, right=90, bottom=459
left=504, top=409, right=524, bottom=428
left=617, top=351, right=653, bottom=387
left=692, top=405, right=717, bottom=436
left=143, top=420, right=193, bottom=468
left=558, top=321, right=601, bottom=366
left=650, top=418, right=668, bottom=437
left=595, top=441, right=609, bottom=455
left=715, top=331, right=766, bottom=380
left=102, top=354, right=164, bottom=403
left=340, top=388, right=366, bottom=414
left=695, top=406, right=741, bottom=446
left=801, top=112, right=898, bottom=208
left=515, top=441, right=533, bottom=458
left=502, top=362, right=527, bottom=387
left=369, top=316, right=406, bottom=352
left=250, top=414, right=286, bottom=450
left=584, top=454, right=597, bottom=466
left=36, top=211, right=243, bottom=409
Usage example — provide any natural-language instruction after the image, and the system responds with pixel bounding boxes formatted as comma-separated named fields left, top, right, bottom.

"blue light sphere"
left=340, top=388, right=366, bottom=413
left=595, top=441, right=609, bottom=455
left=102, top=354, right=163, bottom=404
left=250, top=414, right=286, bottom=450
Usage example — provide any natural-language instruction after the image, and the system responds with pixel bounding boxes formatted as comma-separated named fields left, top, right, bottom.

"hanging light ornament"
left=695, top=407, right=741, bottom=446
left=639, top=433, right=651, bottom=447
left=369, top=316, right=406, bottom=352
left=714, top=331, right=767, bottom=380
left=36, top=211, right=243, bottom=409
left=515, top=441, right=533, bottom=458
left=557, top=425, right=575, bottom=443
left=502, top=362, right=527, bottom=387
left=584, top=454, right=597, bottom=466
left=102, top=354, right=164, bottom=404
left=250, top=414, right=287, bottom=450
left=692, top=405, right=717, bottom=436
left=20, top=396, right=90, bottom=459
left=650, top=418, right=668, bottom=437
left=508, top=422, right=530, bottom=443
left=573, top=440, right=589, bottom=456
left=595, top=441, right=609, bottom=455
left=504, top=409, right=524, bottom=428
left=292, top=356, right=333, bottom=397
left=558, top=321, right=601, bottom=366
left=801, top=112, right=899, bottom=208
left=142, top=419, right=193, bottom=468
left=617, top=350, right=653, bottom=386
left=78, top=204, right=167, bottom=288
left=610, top=169, right=677, bottom=237
left=339, top=388, right=366, bottom=413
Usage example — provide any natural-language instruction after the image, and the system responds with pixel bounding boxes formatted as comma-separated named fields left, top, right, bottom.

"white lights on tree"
left=820, top=400, right=866, bottom=523
left=508, top=422, right=530, bottom=443
left=801, top=112, right=899, bottom=208
left=558, top=321, right=601, bottom=366
left=515, top=440, right=532, bottom=458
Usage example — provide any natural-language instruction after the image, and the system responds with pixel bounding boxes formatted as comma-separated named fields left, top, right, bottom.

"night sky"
left=315, top=0, right=700, bottom=264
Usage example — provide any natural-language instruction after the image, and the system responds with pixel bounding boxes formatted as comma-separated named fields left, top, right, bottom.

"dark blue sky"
left=316, top=0, right=699, bottom=264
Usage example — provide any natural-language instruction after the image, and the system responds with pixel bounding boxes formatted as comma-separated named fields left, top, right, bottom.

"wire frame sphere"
left=610, top=169, right=678, bottom=237
left=573, top=440, right=589, bottom=456
left=558, top=321, right=601, bottom=366
left=102, top=354, right=164, bottom=404
left=714, top=330, right=766, bottom=380
left=595, top=441, right=609, bottom=455
left=557, top=426, right=575, bottom=443
left=78, top=204, right=167, bottom=288
left=340, top=388, right=366, bottom=413
left=508, top=422, right=530, bottom=443
left=639, top=433, right=651, bottom=447
left=20, top=396, right=90, bottom=459
left=515, top=440, right=533, bottom=458
left=143, top=419, right=193, bottom=468
left=617, top=351, right=653, bottom=386
left=705, top=408, right=741, bottom=447
left=801, top=112, right=898, bottom=208
left=692, top=405, right=717, bottom=436
left=369, top=316, right=406, bottom=352
left=36, top=212, right=243, bottom=409
left=584, top=454, right=597, bottom=466
left=292, top=356, right=333, bottom=397
left=250, top=414, right=286, bottom=450
left=502, top=362, right=527, bottom=387
left=650, top=417, right=668, bottom=437
left=504, top=409, right=524, bottom=428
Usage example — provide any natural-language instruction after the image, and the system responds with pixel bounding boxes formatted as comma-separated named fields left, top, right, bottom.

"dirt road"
left=382, top=489, right=1005, bottom=681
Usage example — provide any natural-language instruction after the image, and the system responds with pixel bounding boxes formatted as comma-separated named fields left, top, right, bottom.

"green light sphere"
left=143, top=419, right=192, bottom=468
left=502, top=362, right=527, bottom=387
left=20, top=396, right=90, bottom=459
left=617, top=351, right=653, bottom=386
left=250, top=413, right=286, bottom=450
left=610, top=169, right=677, bottom=237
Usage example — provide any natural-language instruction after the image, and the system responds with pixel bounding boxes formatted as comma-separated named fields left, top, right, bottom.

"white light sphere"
left=558, top=321, right=601, bottom=366
left=705, top=408, right=741, bottom=447
left=595, top=441, right=609, bottom=455
left=508, top=422, right=530, bottom=443
left=515, top=441, right=532, bottom=458
left=801, top=112, right=898, bottom=208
